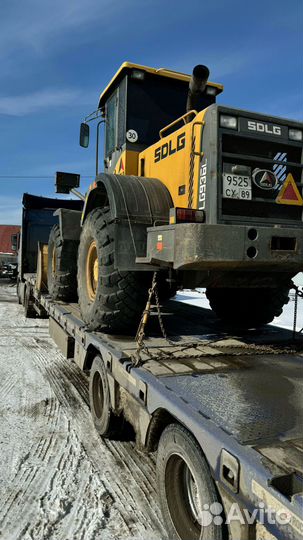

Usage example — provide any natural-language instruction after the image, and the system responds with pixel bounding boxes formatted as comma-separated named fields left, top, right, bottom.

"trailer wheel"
left=77, top=207, right=151, bottom=333
left=157, top=424, right=223, bottom=540
left=89, top=355, right=122, bottom=438
left=47, top=224, right=78, bottom=301
left=206, top=286, right=290, bottom=327
left=24, top=285, right=36, bottom=318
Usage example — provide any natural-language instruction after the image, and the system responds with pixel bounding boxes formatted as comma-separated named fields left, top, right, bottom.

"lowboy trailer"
left=21, top=271, right=303, bottom=540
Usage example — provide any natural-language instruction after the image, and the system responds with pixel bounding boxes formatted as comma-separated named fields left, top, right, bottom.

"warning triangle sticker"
left=119, top=158, right=125, bottom=174
left=276, top=173, right=303, bottom=206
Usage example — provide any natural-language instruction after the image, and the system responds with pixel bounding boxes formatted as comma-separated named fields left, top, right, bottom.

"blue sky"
left=0, top=0, right=302, bottom=224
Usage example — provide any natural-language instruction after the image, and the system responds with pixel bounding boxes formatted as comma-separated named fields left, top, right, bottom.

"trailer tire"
left=77, top=207, right=151, bottom=333
left=24, top=285, right=36, bottom=318
left=47, top=224, right=78, bottom=301
left=89, top=355, right=122, bottom=438
left=157, top=424, right=223, bottom=540
left=206, top=286, right=290, bottom=327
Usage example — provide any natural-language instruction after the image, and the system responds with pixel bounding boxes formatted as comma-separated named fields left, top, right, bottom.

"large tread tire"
left=77, top=207, right=151, bottom=333
left=157, top=424, right=223, bottom=540
left=24, top=285, right=36, bottom=318
left=47, top=225, right=78, bottom=301
left=89, top=355, right=123, bottom=438
left=206, top=286, right=290, bottom=327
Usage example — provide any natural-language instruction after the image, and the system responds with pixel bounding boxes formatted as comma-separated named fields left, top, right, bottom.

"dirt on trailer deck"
left=0, top=280, right=166, bottom=540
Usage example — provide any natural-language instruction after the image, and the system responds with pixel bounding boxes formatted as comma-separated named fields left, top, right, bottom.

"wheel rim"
left=184, top=465, right=200, bottom=523
left=92, top=370, right=104, bottom=419
left=165, top=453, right=202, bottom=539
left=86, top=240, right=98, bottom=300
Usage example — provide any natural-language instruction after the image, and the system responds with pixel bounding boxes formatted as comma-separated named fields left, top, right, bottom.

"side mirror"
left=80, top=122, right=89, bottom=148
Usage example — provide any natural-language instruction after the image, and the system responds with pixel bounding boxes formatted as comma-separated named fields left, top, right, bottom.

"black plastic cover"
left=22, top=193, right=83, bottom=211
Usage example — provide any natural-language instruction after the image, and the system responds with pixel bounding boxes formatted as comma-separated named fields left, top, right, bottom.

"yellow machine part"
left=139, top=109, right=207, bottom=209
left=114, top=150, right=139, bottom=175
left=98, top=61, right=223, bottom=110
left=36, top=242, right=48, bottom=292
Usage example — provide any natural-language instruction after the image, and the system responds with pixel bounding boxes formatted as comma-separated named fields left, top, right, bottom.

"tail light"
left=169, top=207, right=205, bottom=224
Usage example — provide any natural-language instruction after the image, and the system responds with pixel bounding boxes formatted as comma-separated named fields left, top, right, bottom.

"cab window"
left=105, top=90, right=117, bottom=156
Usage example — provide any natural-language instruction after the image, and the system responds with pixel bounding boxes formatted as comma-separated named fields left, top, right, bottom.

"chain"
left=153, top=279, right=175, bottom=346
left=133, top=272, right=158, bottom=366
left=292, top=282, right=303, bottom=337
left=134, top=274, right=242, bottom=365
left=133, top=277, right=303, bottom=366
left=134, top=272, right=195, bottom=366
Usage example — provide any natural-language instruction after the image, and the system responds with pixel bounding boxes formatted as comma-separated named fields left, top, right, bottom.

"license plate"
left=223, top=173, right=252, bottom=200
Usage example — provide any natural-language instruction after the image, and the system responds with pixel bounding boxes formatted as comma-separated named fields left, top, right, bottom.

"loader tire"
left=77, top=207, right=151, bottom=333
left=24, top=285, right=36, bottom=318
left=47, top=224, right=78, bottom=301
left=206, top=286, right=290, bottom=327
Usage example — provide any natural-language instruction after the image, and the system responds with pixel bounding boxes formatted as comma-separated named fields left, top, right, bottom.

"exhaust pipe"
left=186, top=65, right=210, bottom=113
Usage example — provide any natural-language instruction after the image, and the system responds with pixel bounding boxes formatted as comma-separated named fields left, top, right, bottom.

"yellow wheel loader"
left=50, top=62, right=303, bottom=332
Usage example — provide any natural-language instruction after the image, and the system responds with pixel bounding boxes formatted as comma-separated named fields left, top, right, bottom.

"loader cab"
left=98, top=62, right=223, bottom=174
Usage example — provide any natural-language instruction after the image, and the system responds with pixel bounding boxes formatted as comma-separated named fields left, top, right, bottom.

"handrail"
left=188, top=120, right=205, bottom=207
left=159, top=110, right=197, bottom=139
left=155, top=67, right=189, bottom=77
left=191, top=121, right=205, bottom=156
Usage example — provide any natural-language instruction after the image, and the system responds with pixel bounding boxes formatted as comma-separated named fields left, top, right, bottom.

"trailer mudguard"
left=54, top=208, right=82, bottom=241
left=81, top=174, right=173, bottom=270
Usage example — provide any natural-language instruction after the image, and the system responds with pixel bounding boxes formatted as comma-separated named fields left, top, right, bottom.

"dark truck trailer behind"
left=17, top=193, right=83, bottom=305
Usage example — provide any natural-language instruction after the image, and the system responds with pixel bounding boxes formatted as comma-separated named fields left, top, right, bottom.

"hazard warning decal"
left=275, top=173, right=303, bottom=206
left=114, top=157, right=125, bottom=175
left=118, top=158, right=125, bottom=174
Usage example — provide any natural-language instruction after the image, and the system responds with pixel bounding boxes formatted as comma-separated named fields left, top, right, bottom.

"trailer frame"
left=22, top=272, right=303, bottom=540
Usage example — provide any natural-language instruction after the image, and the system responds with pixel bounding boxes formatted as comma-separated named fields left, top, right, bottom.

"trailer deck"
left=24, top=273, right=303, bottom=540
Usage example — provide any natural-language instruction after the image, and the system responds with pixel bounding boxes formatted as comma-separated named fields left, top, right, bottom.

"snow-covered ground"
left=0, top=282, right=165, bottom=540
